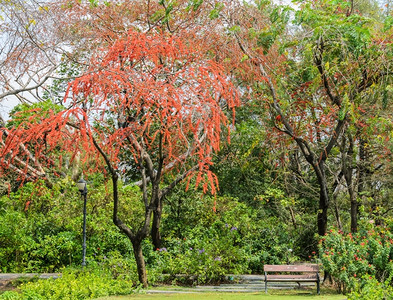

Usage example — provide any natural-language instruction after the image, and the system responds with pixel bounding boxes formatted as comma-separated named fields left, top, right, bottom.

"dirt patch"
left=0, top=279, right=18, bottom=293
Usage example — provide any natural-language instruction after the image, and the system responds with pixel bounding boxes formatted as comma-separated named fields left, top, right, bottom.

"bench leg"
left=317, top=280, right=320, bottom=295
left=265, top=280, right=267, bottom=293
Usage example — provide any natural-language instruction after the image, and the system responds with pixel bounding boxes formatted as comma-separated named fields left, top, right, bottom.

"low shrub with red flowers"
left=319, top=224, right=393, bottom=294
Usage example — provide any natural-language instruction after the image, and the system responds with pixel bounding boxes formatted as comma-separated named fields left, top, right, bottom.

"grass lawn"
left=98, top=288, right=346, bottom=300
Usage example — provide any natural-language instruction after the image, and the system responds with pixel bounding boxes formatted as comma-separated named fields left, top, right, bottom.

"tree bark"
left=342, top=133, right=357, bottom=232
left=151, top=198, right=162, bottom=250
left=349, top=190, right=358, bottom=232
left=357, top=138, right=367, bottom=220
left=317, top=190, right=329, bottom=236
left=332, top=171, right=344, bottom=231
left=333, top=195, right=343, bottom=231
left=313, top=161, right=330, bottom=237
left=132, top=239, right=148, bottom=288
left=109, top=169, right=151, bottom=288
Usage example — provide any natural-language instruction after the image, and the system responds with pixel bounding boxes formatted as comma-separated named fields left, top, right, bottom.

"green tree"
left=220, top=0, right=393, bottom=236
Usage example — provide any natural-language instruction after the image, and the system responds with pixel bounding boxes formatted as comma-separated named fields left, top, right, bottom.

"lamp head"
left=76, top=178, right=87, bottom=195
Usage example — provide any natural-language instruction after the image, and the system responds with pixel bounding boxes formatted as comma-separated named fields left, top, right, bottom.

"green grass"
left=98, top=288, right=346, bottom=300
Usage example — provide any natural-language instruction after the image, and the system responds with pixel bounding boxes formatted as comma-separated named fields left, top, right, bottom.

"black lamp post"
left=76, top=178, right=88, bottom=267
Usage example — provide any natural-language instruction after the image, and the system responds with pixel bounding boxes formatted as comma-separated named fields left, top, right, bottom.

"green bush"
left=0, top=291, right=21, bottom=300
left=150, top=225, right=248, bottom=284
left=148, top=193, right=302, bottom=281
left=0, top=179, right=134, bottom=273
left=1, top=173, right=306, bottom=285
left=0, top=180, right=81, bottom=272
left=319, top=225, right=393, bottom=293
left=0, top=267, right=136, bottom=300
left=348, top=275, right=393, bottom=300
left=90, top=250, right=139, bottom=282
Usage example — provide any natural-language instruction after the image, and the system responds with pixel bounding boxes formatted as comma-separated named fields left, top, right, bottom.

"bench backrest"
left=264, top=264, right=319, bottom=272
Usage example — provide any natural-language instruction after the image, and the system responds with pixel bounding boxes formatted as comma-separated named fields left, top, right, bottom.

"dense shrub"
left=155, top=193, right=301, bottom=280
left=0, top=177, right=305, bottom=289
left=148, top=226, right=248, bottom=283
left=319, top=224, right=393, bottom=293
left=0, top=179, right=133, bottom=273
left=0, top=267, right=136, bottom=300
left=348, top=275, right=393, bottom=300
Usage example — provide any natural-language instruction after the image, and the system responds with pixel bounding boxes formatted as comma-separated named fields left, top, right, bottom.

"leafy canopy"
left=0, top=29, right=239, bottom=192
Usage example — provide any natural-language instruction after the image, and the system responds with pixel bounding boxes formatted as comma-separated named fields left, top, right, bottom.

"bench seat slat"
left=264, top=264, right=319, bottom=272
left=266, top=274, right=318, bottom=282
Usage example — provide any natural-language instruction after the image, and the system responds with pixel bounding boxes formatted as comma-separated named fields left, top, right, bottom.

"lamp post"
left=76, top=179, right=88, bottom=267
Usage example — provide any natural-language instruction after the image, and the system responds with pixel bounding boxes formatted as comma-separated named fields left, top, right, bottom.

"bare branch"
left=0, top=67, right=56, bottom=101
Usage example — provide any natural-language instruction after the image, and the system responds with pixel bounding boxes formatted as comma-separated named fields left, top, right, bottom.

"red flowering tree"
left=0, top=29, right=238, bottom=286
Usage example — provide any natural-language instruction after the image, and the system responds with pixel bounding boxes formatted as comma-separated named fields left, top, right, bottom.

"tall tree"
left=51, top=0, right=232, bottom=250
left=0, top=29, right=239, bottom=286
left=217, top=0, right=393, bottom=236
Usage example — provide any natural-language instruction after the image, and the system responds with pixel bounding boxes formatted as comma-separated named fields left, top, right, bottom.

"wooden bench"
left=264, top=264, right=320, bottom=294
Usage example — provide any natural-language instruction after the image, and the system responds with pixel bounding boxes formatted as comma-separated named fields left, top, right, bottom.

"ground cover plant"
left=0, top=267, right=135, bottom=300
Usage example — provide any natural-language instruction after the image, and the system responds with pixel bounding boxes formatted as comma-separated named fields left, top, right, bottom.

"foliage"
left=0, top=179, right=133, bottom=273
left=348, top=275, right=393, bottom=300
left=149, top=234, right=246, bottom=284
left=158, top=190, right=301, bottom=277
left=224, top=0, right=393, bottom=240
left=0, top=171, right=306, bottom=278
left=319, top=223, right=393, bottom=293
left=7, top=100, right=64, bottom=129
left=0, top=267, right=135, bottom=300
left=146, top=193, right=251, bottom=283
left=0, top=181, right=79, bottom=272
left=213, top=108, right=271, bottom=205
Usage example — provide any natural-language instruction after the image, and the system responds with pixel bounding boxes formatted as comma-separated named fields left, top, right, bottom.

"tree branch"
left=0, top=67, right=56, bottom=100
left=161, top=164, right=199, bottom=197
left=320, top=118, right=346, bottom=162
left=313, top=38, right=340, bottom=106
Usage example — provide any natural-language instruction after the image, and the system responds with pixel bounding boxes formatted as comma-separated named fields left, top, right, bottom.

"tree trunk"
left=350, top=195, right=358, bottom=233
left=132, top=239, right=148, bottom=288
left=343, top=133, right=357, bottom=232
left=317, top=201, right=328, bottom=236
left=357, top=138, right=367, bottom=220
left=111, top=172, right=151, bottom=288
left=358, top=139, right=366, bottom=194
left=113, top=217, right=150, bottom=288
left=333, top=195, right=343, bottom=231
left=289, top=206, right=297, bottom=230
left=346, top=160, right=357, bottom=233
left=315, top=162, right=329, bottom=237
left=113, top=218, right=150, bottom=288
left=151, top=200, right=162, bottom=250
